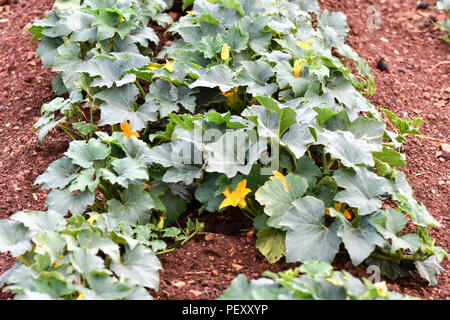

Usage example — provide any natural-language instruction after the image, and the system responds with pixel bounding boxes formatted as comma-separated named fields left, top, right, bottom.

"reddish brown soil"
left=0, top=0, right=449, bottom=300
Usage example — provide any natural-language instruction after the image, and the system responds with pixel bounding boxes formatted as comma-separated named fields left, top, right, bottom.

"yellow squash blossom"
left=325, top=202, right=352, bottom=220
left=326, top=278, right=343, bottom=286
left=147, top=60, right=175, bottom=73
left=164, top=60, right=174, bottom=73
left=76, top=293, right=85, bottom=300
left=53, top=261, right=59, bottom=268
left=219, top=179, right=252, bottom=210
left=187, top=10, right=194, bottom=16
left=120, top=122, right=140, bottom=138
left=87, top=214, right=99, bottom=224
left=292, top=59, right=307, bottom=78
left=297, top=39, right=313, bottom=50
left=272, top=171, right=290, bottom=192
left=374, top=281, right=388, bottom=297
left=221, top=43, right=231, bottom=60
left=220, top=86, right=239, bottom=106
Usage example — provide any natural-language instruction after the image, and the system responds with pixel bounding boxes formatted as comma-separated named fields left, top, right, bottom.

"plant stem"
left=135, top=80, right=147, bottom=99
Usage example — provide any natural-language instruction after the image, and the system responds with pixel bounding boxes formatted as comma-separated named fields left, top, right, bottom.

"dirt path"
left=0, top=0, right=449, bottom=300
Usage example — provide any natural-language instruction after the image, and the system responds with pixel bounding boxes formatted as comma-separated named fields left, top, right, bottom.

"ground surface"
left=0, top=0, right=448, bottom=300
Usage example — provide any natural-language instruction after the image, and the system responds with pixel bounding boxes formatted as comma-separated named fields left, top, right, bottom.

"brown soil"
left=0, top=0, right=449, bottom=300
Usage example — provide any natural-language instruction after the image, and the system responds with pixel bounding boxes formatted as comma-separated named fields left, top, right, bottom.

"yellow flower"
left=219, top=179, right=252, bottom=210
left=53, top=261, right=58, bottom=268
left=326, top=278, right=343, bottom=286
left=220, top=86, right=239, bottom=106
left=221, top=43, right=231, bottom=60
left=67, top=224, right=72, bottom=228
left=292, top=59, right=307, bottom=78
left=374, top=281, right=388, bottom=297
left=297, top=39, right=313, bottom=50
left=144, top=184, right=152, bottom=191
left=120, top=122, right=140, bottom=138
left=87, top=214, right=99, bottom=224
left=164, top=60, right=174, bottom=73
left=187, top=10, right=194, bottom=16
left=343, top=209, right=352, bottom=220
left=76, top=293, right=85, bottom=300
left=272, top=171, right=290, bottom=192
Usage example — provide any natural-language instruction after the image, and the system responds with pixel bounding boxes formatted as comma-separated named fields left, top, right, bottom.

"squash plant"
left=220, top=261, right=417, bottom=300
left=0, top=0, right=447, bottom=300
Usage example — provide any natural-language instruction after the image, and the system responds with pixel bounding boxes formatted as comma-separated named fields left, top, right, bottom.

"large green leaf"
left=331, top=210, right=386, bottom=265
left=87, top=271, right=133, bottom=300
left=110, top=244, right=161, bottom=289
left=76, top=53, right=149, bottom=88
left=333, top=168, right=390, bottom=215
left=255, top=174, right=308, bottom=227
left=65, top=139, right=110, bottom=169
left=189, top=64, right=235, bottom=92
left=107, top=185, right=155, bottom=224
left=95, top=84, right=158, bottom=131
left=11, top=211, right=66, bottom=237
left=279, top=196, right=341, bottom=263
left=102, top=157, right=149, bottom=188
left=35, top=157, right=79, bottom=190
left=235, top=60, right=277, bottom=96
left=370, top=209, right=423, bottom=253
left=275, top=62, right=316, bottom=97
left=255, top=227, right=286, bottom=264
left=69, top=248, right=109, bottom=275
left=0, top=220, right=31, bottom=257
left=46, top=188, right=95, bottom=215
left=148, top=80, right=196, bottom=118
left=321, top=130, right=376, bottom=169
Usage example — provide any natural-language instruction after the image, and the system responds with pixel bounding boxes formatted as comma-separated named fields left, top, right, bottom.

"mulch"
left=0, top=0, right=448, bottom=300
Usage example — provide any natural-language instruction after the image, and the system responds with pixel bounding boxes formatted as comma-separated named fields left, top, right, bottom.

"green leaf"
left=72, top=122, right=98, bottom=136
left=106, top=157, right=149, bottom=188
left=189, top=64, right=235, bottom=92
left=110, top=244, right=162, bottom=290
left=275, top=62, right=316, bottom=97
left=87, top=271, right=133, bottom=300
left=33, top=231, right=66, bottom=260
left=148, top=80, right=196, bottom=118
left=219, top=274, right=292, bottom=300
left=370, top=209, right=423, bottom=253
left=46, top=188, right=95, bottom=216
left=35, top=157, right=79, bottom=190
left=11, top=211, right=66, bottom=236
left=107, top=185, right=155, bottom=224
left=0, top=220, right=31, bottom=256
left=65, top=139, right=110, bottom=169
left=299, top=261, right=333, bottom=278
left=255, top=174, right=308, bottom=227
left=279, top=196, right=342, bottom=263
left=293, top=156, right=322, bottom=189
left=69, top=248, right=109, bottom=275
left=414, top=255, right=444, bottom=286
left=321, top=131, right=376, bottom=169
left=95, top=84, right=158, bottom=131
left=76, top=53, right=149, bottom=88
left=332, top=212, right=386, bottom=265
left=281, top=123, right=314, bottom=159
left=235, top=60, right=277, bottom=96
left=69, top=168, right=99, bottom=193
left=333, top=167, right=390, bottom=215
left=255, top=228, right=286, bottom=264
left=198, top=36, right=222, bottom=58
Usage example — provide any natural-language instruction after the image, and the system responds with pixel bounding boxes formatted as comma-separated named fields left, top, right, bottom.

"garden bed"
left=0, top=0, right=448, bottom=300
